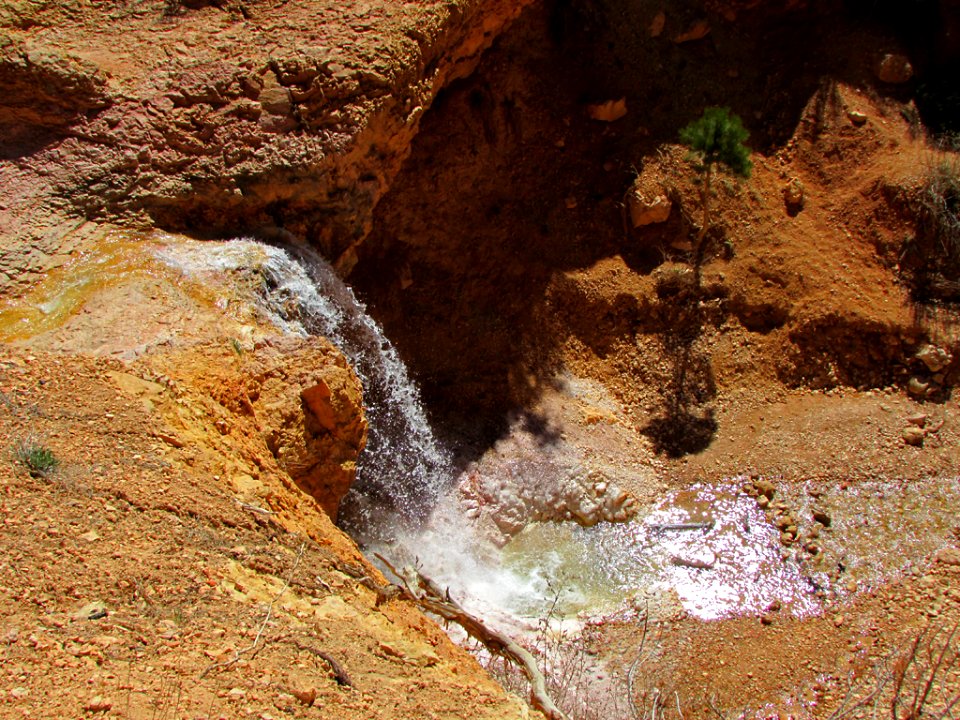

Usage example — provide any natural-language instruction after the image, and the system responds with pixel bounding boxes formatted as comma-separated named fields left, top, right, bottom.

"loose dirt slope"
left=0, top=236, right=531, bottom=719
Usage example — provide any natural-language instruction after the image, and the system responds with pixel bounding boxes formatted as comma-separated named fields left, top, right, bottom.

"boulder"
left=257, top=338, right=368, bottom=520
left=876, top=54, right=914, bottom=84
left=628, top=192, right=672, bottom=227
left=916, top=344, right=951, bottom=373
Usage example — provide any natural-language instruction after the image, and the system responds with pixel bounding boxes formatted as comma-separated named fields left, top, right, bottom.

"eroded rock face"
left=0, top=0, right=536, bottom=288
left=252, top=338, right=368, bottom=520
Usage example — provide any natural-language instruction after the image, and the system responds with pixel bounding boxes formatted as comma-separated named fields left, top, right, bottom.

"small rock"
left=907, top=376, right=930, bottom=398
left=812, top=510, right=831, bottom=527
left=775, top=514, right=794, bottom=531
left=649, top=11, right=665, bottom=37
left=586, top=98, right=627, bottom=122
left=783, top=178, right=804, bottom=215
left=916, top=344, right=951, bottom=373
left=377, top=641, right=406, bottom=659
left=74, top=601, right=108, bottom=621
left=78, top=530, right=100, bottom=543
left=673, top=19, right=710, bottom=43
left=848, top=110, right=868, bottom=126
left=766, top=599, right=782, bottom=613
left=876, top=53, right=914, bottom=84
left=760, top=614, right=774, bottom=625
left=290, top=686, right=317, bottom=706
left=846, top=579, right=858, bottom=593
left=84, top=696, right=112, bottom=713
left=757, top=495, right=770, bottom=509
left=628, top=192, right=672, bottom=226
left=935, top=547, right=960, bottom=566
left=902, top=426, right=925, bottom=447
left=906, top=412, right=928, bottom=428
left=10, top=687, right=28, bottom=700
left=834, top=613, right=845, bottom=628
left=754, top=479, right=776, bottom=499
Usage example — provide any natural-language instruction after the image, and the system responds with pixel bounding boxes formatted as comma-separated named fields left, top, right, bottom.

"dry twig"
left=294, top=641, right=353, bottom=687
left=200, top=542, right=306, bottom=679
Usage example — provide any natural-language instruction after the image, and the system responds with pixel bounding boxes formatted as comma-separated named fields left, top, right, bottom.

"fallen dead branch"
left=828, top=621, right=960, bottom=719
left=374, top=553, right=570, bottom=720
left=649, top=522, right=714, bottom=532
left=669, top=551, right=717, bottom=570
left=294, top=641, right=353, bottom=687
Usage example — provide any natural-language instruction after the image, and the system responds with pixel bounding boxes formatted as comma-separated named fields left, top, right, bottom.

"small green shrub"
left=15, top=440, right=59, bottom=477
left=679, top=107, right=752, bottom=267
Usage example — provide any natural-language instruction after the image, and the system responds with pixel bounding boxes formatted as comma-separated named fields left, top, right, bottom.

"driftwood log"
left=375, top=554, right=569, bottom=720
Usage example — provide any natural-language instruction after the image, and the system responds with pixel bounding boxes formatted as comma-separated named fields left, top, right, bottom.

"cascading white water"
left=153, top=237, right=451, bottom=538
left=258, top=243, right=455, bottom=536
left=252, top=246, right=562, bottom=619
left=156, top=238, right=583, bottom=619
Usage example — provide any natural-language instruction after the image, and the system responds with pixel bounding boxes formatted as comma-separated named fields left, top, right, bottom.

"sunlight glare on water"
left=501, top=483, right=823, bottom=621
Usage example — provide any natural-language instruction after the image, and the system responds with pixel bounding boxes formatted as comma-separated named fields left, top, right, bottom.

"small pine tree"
left=679, top=107, right=752, bottom=265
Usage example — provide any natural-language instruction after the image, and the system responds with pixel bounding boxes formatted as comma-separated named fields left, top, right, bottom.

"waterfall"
left=156, top=237, right=832, bottom=628
left=257, top=243, right=453, bottom=536
left=155, top=236, right=451, bottom=537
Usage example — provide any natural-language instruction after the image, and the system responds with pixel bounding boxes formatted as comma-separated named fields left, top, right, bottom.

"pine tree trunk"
left=694, top=162, right=713, bottom=282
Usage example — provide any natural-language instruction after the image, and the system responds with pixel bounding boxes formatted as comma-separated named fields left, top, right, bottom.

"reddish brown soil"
left=0, top=343, right=529, bottom=719
left=2, top=0, right=960, bottom=719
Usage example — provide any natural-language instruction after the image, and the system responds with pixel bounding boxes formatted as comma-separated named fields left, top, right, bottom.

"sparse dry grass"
left=829, top=622, right=960, bottom=720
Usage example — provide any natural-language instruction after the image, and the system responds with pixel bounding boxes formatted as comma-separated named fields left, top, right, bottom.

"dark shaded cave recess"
left=348, top=0, right=957, bottom=456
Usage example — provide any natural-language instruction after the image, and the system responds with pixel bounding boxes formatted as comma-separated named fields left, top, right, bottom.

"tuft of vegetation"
left=899, top=148, right=960, bottom=302
left=15, top=439, right=59, bottom=477
left=680, top=107, right=752, bottom=269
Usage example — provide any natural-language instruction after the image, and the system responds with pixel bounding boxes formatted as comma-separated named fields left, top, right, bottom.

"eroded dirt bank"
left=0, top=235, right=533, bottom=719
left=0, top=0, right=536, bottom=290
